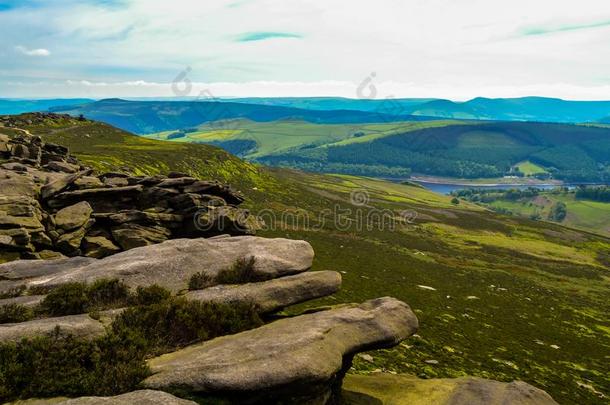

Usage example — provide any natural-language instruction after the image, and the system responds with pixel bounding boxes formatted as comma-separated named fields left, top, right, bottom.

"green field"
left=143, top=119, right=464, bottom=159
left=4, top=114, right=610, bottom=404
left=514, top=160, right=548, bottom=176
left=487, top=192, right=610, bottom=237
left=145, top=118, right=610, bottom=182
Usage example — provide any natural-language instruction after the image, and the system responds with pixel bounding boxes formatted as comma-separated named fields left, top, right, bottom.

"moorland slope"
left=1, top=113, right=608, bottom=404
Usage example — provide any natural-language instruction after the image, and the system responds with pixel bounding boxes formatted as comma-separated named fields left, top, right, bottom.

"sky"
left=2, top=0, right=610, bottom=100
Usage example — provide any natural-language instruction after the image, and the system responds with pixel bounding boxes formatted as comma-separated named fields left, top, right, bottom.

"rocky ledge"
left=0, top=128, right=259, bottom=261
left=143, top=297, right=418, bottom=404
left=0, top=236, right=314, bottom=295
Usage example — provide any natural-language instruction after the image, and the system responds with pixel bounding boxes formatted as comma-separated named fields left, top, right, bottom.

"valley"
left=47, top=99, right=610, bottom=183
left=1, top=114, right=608, bottom=404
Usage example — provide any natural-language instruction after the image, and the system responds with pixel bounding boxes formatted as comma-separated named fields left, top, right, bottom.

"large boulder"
left=46, top=185, right=144, bottom=210
left=41, top=170, right=91, bottom=200
left=187, top=270, right=342, bottom=313
left=0, top=171, right=38, bottom=197
left=0, top=195, right=46, bottom=252
left=341, top=373, right=558, bottom=405
left=54, top=201, right=93, bottom=232
left=0, top=236, right=314, bottom=294
left=6, top=390, right=198, bottom=405
left=55, top=219, right=94, bottom=256
left=142, top=297, right=418, bottom=404
left=45, top=161, right=80, bottom=174
left=82, top=236, right=121, bottom=259
left=111, top=223, right=172, bottom=250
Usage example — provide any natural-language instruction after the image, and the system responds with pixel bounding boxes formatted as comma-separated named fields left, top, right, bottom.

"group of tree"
left=451, top=187, right=541, bottom=204
left=575, top=185, right=610, bottom=202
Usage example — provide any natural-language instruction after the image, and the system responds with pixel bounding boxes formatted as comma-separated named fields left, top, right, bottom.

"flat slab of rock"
left=7, top=390, right=197, bottom=405
left=186, top=271, right=341, bottom=313
left=0, top=313, right=106, bottom=343
left=342, top=373, right=558, bottom=405
left=142, top=297, right=418, bottom=402
left=0, top=294, right=45, bottom=308
left=0, top=236, right=314, bottom=294
left=0, top=256, right=95, bottom=294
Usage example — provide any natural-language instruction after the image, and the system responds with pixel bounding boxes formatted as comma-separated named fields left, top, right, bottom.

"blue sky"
left=2, top=0, right=610, bottom=99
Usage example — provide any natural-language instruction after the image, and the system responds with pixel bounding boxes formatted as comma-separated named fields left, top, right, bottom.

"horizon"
left=5, top=95, right=610, bottom=103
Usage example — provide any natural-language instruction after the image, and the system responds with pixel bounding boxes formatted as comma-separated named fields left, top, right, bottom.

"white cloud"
left=15, top=45, right=51, bottom=57
left=2, top=0, right=610, bottom=98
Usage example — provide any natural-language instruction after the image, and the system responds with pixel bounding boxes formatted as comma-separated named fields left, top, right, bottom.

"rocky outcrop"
left=0, top=128, right=260, bottom=261
left=342, top=373, right=559, bottom=405
left=7, top=390, right=198, bottom=405
left=186, top=270, right=341, bottom=313
left=142, top=297, right=418, bottom=404
left=0, top=236, right=315, bottom=294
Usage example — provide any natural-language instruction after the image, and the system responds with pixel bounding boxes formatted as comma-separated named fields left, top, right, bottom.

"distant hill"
left=143, top=118, right=610, bottom=182
left=17, top=96, right=610, bottom=125
left=408, top=97, right=610, bottom=123
left=53, top=98, right=433, bottom=134
left=215, top=97, right=438, bottom=112
left=0, top=98, right=93, bottom=115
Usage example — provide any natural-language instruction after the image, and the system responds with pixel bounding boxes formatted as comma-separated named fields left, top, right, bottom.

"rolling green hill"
left=143, top=119, right=464, bottom=157
left=50, top=98, right=610, bottom=182
left=53, top=98, right=432, bottom=135
left=161, top=119, right=610, bottom=182
left=2, top=114, right=609, bottom=404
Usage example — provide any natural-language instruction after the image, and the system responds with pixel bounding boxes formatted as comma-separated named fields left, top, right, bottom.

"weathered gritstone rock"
left=142, top=297, right=418, bottom=404
left=0, top=294, right=45, bottom=308
left=0, top=313, right=109, bottom=343
left=54, top=202, right=93, bottom=232
left=6, top=390, right=198, bottom=405
left=0, top=236, right=314, bottom=294
left=0, top=127, right=260, bottom=261
left=0, top=256, right=95, bottom=282
left=41, top=171, right=91, bottom=200
left=341, top=373, right=559, bottom=405
left=82, top=236, right=121, bottom=259
left=187, top=270, right=342, bottom=313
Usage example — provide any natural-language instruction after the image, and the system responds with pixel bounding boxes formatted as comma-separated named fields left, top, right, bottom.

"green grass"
left=7, top=114, right=610, bottom=404
left=515, top=160, right=548, bottom=176
left=143, top=119, right=463, bottom=158
left=488, top=192, right=610, bottom=237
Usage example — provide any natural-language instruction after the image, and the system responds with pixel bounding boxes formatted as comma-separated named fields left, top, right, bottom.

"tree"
left=548, top=202, right=567, bottom=222
left=451, top=197, right=460, bottom=205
